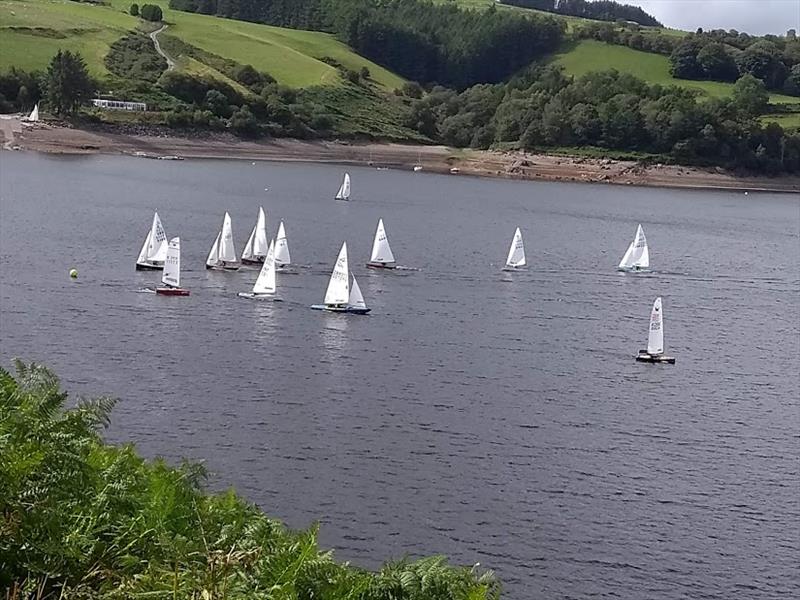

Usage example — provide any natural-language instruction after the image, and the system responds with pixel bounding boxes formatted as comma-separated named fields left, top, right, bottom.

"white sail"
left=137, top=211, right=167, bottom=265
left=162, top=237, right=181, bottom=288
left=219, top=212, right=237, bottom=262
left=206, top=232, right=221, bottom=266
left=242, top=207, right=268, bottom=260
left=647, top=297, right=665, bottom=355
left=275, top=221, right=291, bottom=265
left=27, top=103, right=39, bottom=122
left=370, top=218, right=395, bottom=264
left=505, top=227, right=526, bottom=268
left=619, top=224, right=649, bottom=269
left=252, top=240, right=277, bottom=295
left=348, top=275, right=367, bottom=309
left=324, top=242, right=350, bottom=305
left=335, top=173, right=351, bottom=200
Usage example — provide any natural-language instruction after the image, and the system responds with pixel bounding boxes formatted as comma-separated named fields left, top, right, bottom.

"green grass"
left=1, top=0, right=406, bottom=90
left=553, top=40, right=800, bottom=106
left=760, top=112, right=800, bottom=130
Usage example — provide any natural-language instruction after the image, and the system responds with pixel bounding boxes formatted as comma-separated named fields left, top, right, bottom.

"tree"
left=697, top=42, right=739, bottom=82
left=732, top=74, right=769, bottom=116
left=736, top=40, right=788, bottom=89
left=204, top=89, right=232, bottom=118
left=129, top=3, right=139, bottom=16
left=784, top=64, right=800, bottom=96
left=140, top=4, right=163, bottom=22
left=670, top=39, right=704, bottom=79
left=43, top=50, right=94, bottom=115
left=230, top=105, right=259, bottom=136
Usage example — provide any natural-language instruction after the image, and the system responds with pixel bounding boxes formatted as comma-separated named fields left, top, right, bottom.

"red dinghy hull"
left=156, top=287, right=190, bottom=296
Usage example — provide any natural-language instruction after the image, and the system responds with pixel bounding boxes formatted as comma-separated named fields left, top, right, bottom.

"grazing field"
left=0, top=0, right=405, bottom=90
left=553, top=40, right=800, bottom=106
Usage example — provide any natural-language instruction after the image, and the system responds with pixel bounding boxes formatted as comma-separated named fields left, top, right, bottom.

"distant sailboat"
left=23, top=103, right=39, bottom=123
left=618, top=224, right=650, bottom=271
left=636, top=297, right=675, bottom=363
left=156, top=237, right=190, bottom=296
left=335, top=173, right=351, bottom=201
left=238, top=239, right=280, bottom=300
left=311, top=242, right=370, bottom=314
left=503, top=227, right=526, bottom=271
left=136, top=211, right=168, bottom=270
left=366, top=218, right=396, bottom=269
left=274, top=220, right=293, bottom=271
left=206, top=212, right=240, bottom=270
left=241, top=206, right=268, bottom=265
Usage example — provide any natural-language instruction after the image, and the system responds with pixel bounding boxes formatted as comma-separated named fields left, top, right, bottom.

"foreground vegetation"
left=0, top=360, right=500, bottom=599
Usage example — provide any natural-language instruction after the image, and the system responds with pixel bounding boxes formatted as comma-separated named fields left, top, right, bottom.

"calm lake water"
left=1, top=151, right=798, bottom=599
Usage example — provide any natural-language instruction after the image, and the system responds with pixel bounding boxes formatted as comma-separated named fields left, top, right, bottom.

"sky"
left=616, top=0, right=800, bottom=36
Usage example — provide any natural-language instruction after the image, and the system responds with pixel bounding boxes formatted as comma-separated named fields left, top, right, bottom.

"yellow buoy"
left=69, top=268, right=78, bottom=278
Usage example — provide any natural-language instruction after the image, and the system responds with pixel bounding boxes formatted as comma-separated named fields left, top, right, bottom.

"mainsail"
left=505, top=227, right=526, bottom=268
left=647, top=297, right=665, bottom=355
left=242, top=207, right=268, bottom=261
left=137, top=211, right=168, bottom=265
left=324, top=242, right=350, bottom=305
left=275, top=221, right=291, bottom=265
left=619, top=224, right=649, bottom=270
left=252, top=240, right=277, bottom=295
left=219, top=212, right=237, bottom=262
left=335, top=173, right=351, bottom=200
left=162, top=237, right=181, bottom=288
left=370, top=218, right=395, bottom=265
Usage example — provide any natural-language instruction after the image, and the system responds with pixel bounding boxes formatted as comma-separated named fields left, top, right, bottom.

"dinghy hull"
left=502, top=266, right=526, bottom=272
left=636, top=352, right=675, bottom=364
left=366, top=262, right=396, bottom=270
left=205, top=263, right=240, bottom=271
left=136, top=262, right=164, bottom=271
left=311, top=304, right=370, bottom=314
left=618, top=266, right=649, bottom=273
left=156, top=287, right=190, bottom=296
left=237, top=292, right=282, bottom=301
left=241, top=257, right=265, bottom=265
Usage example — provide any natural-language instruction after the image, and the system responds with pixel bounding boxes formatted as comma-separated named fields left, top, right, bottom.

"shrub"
left=129, top=3, right=139, bottom=16
left=140, top=4, right=163, bottom=22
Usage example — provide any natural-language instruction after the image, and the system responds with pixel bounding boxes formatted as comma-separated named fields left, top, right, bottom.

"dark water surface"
left=1, top=151, right=798, bottom=599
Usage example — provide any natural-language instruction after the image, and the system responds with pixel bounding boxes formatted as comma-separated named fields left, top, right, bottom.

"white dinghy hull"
left=636, top=351, right=675, bottom=364
left=310, top=304, right=370, bottom=314
left=237, top=292, right=282, bottom=301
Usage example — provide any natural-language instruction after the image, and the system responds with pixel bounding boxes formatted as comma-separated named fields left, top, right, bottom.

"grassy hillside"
left=553, top=40, right=800, bottom=106
left=0, top=0, right=405, bottom=90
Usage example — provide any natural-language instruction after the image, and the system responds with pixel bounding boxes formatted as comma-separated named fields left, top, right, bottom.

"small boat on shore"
left=311, top=242, right=370, bottom=314
left=366, top=218, right=396, bottom=269
left=335, top=173, right=351, bottom=201
left=155, top=237, right=189, bottom=296
left=238, top=239, right=281, bottom=301
left=21, top=103, right=39, bottom=123
left=136, top=211, right=168, bottom=271
left=241, top=207, right=268, bottom=265
left=502, top=227, right=526, bottom=271
left=636, top=297, right=675, bottom=364
left=618, top=224, right=649, bottom=272
left=206, top=212, right=240, bottom=271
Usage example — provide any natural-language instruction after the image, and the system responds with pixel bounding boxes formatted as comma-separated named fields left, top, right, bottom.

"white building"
left=91, top=99, right=147, bottom=111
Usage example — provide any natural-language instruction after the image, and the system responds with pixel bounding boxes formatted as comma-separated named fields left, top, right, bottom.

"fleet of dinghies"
left=135, top=191, right=673, bottom=362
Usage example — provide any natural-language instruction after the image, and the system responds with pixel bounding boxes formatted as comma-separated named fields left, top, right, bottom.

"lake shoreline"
left=3, top=117, right=799, bottom=193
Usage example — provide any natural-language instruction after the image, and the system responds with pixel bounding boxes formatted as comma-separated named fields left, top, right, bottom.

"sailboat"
left=136, top=211, right=168, bottom=270
left=22, top=103, right=39, bottom=123
left=366, top=218, right=396, bottom=269
left=636, top=297, right=675, bottom=363
left=155, top=237, right=190, bottom=296
left=241, top=206, right=268, bottom=265
left=206, top=212, right=240, bottom=270
left=413, top=149, right=423, bottom=172
left=502, top=227, right=526, bottom=271
left=238, top=239, right=281, bottom=300
left=311, top=242, right=370, bottom=314
left=618, top=224, right=650, bottom=272
left=274, top=220, right=293, bottom=271
left=335, top=173, right=351, bottom=201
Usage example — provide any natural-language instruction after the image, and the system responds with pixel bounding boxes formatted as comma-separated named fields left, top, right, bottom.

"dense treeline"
left=0, top=67, right=41, bottom=113
left=168, top=0, right=565, bottom=88
left=0, top=360, right=500, bottom=599
left=670, top=31, right=800, bottom=94
left=404, top=67, right=800, bottom=174
left=502, top=0, right=661, bottom=27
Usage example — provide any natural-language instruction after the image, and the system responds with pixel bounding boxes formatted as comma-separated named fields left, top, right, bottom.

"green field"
left=553, top=40, right=800, bottom=106
left=0, top=0, right=406, bottom=90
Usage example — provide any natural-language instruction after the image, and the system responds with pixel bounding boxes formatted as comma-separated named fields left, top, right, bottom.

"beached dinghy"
left=238, top=240, right=281, bottom=300
left=502, top=227, right=526, bottom=271
left=156, top=237, right=190, bottom=296
left=136, top=211, right=168, bottom=270
left=311, top=242, right=370, bottom=314
left=335, top=173, right=351, bottom=201
left=241, top=206, right=268, bottom=265
left=206, top=212, right=240, bottom=270
left=22, top=103, right=39, bottom=123
left=618, top=224, right=649, bottom=272
left=366, top=218, right=396, bottom=269
left=636, top=297, right=675, bottom=363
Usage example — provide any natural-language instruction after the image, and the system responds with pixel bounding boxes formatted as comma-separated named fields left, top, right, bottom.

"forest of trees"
left=168, top=0, right=565, bottom=88
left=404, top=66, right=799, bottom=174
left=502, top=0, right=661, bottom=27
